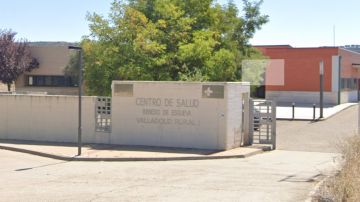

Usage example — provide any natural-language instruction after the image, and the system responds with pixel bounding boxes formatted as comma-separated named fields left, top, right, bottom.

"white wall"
left=332, top=56, right=340, bottom=92
left=0, top=95, right=109, bottom=144
left=266, top=91, right=338, bottom=105
left=111, top=81, right=250, bottom=150
left=340, top=91, right=358, bottom=103
left=225, top=83, right=250, bottom=148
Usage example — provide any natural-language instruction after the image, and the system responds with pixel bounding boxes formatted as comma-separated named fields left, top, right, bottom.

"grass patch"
left=313, top=135, right=360, bottom=202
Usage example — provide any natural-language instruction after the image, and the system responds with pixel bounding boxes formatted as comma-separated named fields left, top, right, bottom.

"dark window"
left=27, top=75, right=76, bottom=87
left=341, top=78, right=358, bottom=91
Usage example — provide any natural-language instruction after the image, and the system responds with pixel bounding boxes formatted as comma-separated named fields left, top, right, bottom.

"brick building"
left=255, top=45, right=360, bottom=105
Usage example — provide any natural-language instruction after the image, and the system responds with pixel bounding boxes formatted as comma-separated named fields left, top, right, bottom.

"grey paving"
left=277, top=104, right=358, bottom=152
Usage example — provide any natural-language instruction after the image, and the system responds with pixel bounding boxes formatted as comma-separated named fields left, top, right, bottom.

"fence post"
left=248, top=99, right=254, bottom=145
left=313, top=104, right=316, bottom=120
left=320, top=60, right=324, bottom=118
left=271, top=101, right=277, bottom=150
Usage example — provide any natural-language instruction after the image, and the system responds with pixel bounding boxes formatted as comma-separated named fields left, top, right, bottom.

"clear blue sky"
left=1, top=0, right=359, bottom=47
left=246, top=0, right=360, bottom=47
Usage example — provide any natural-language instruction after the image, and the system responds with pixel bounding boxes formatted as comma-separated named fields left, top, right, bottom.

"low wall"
left=266, top=91, right=338, bottom=105
left=0, top=95, right=109, bottom=144
left=111, top=81, right=250, bottom=150
left=0, top=81, right=250, bottom=151
left=0, top=83, right=14, bottom=92
left=266, top=90, right=359, bottom=105
left=15, top=86, right=78, bottom=95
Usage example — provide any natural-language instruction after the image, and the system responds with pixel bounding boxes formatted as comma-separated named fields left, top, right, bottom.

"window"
left=341, top=78, right=358, bottom=91
left=28, top=76, right=33, bottom=85
left=27, top=75, right=76, bottom=87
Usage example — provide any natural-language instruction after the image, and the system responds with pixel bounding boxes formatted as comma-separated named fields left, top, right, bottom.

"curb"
left=277, top=104, right=357, bottom=121
left=305, top=174, right=334, bottom=202
left=277, top=118, right=319, bottom=121
left=0, top=145, right=73, bottom=161
left=0, top=145, right=270, bottom=162
left=277, top=118, right=326, bottom=122
left=321, top=104, right=357, bottom=121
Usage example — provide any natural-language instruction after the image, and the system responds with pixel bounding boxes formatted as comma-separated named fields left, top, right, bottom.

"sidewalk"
left=0, top=140, right=270, bottom=161
left=276, top=102, right=357, bottom=120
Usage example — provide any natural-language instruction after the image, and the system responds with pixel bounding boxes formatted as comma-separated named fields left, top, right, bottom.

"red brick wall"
left=256, top=46, right=338, bottom=92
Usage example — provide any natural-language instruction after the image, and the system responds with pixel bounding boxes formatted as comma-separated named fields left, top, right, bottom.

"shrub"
left=314, top=135, right=360, bottom=202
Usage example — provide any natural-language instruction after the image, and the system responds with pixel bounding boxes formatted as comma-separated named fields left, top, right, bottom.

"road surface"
left=0, top=149, right=338, bottom=202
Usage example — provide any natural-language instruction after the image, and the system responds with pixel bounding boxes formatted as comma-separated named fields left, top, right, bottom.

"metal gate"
left=249, top=99, right=276, bottom=149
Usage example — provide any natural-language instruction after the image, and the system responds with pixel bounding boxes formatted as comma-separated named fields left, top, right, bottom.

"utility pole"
left=68, top=46, right=83, bottom=156
left=333, top=25, right=336, bottom=47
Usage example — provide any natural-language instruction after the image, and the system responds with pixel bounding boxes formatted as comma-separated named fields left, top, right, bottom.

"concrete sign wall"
left=111, top=81, right=250, bottom=150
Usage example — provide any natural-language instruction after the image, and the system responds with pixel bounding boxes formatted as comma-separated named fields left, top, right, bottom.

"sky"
left=0, top=0, right=359, bottom=47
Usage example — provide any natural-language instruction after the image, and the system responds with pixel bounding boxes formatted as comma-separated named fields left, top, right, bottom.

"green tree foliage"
left=83, top=0, right=268, bottom=95
left=64, top=51, right=80, bottom=84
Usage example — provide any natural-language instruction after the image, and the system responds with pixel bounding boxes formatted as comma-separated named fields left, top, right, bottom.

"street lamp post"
left=352, top=63, right=360, bottom=134
left=68, top=45, right=83, bottom=156
left=320, top=60, right=324, bottom=119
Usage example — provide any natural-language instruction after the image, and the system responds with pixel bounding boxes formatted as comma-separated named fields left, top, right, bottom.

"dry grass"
left=314, top=135, right=360, bottom=202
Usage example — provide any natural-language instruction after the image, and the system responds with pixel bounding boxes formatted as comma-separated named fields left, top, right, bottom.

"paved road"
left=277, top=105, right=358, bottom=153
left=0, top=149, right=338, bottom=202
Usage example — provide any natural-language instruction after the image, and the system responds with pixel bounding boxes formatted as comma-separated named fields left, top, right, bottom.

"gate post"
left=248, top=98, right=254, bottom=146
left=241, top=93, right=250, bottom=146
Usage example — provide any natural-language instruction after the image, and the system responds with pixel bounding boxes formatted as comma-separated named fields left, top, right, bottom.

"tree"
left=0, top=30, right=39, bottom=91
left=64, top=51, right=80, bottom=84
left=83, top=0, right=268, bottom=95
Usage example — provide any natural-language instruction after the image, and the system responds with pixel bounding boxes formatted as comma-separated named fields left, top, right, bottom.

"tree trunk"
left=7, top=83, right=11, bottom=92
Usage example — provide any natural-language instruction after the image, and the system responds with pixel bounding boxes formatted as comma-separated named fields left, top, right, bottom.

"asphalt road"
left=0, top=104, right=357, bottom=201
left=277, top=105, right=358, bottom=153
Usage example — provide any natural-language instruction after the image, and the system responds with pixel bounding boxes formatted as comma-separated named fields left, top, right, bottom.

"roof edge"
left=339, top=47, right=360, bottom=55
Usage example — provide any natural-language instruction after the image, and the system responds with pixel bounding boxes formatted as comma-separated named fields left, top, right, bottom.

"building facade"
left=15, top=42, right=78, bottom=95
left=342, top=45, right=360, bottom=53
left=255, top=45, right=360, bottom=105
